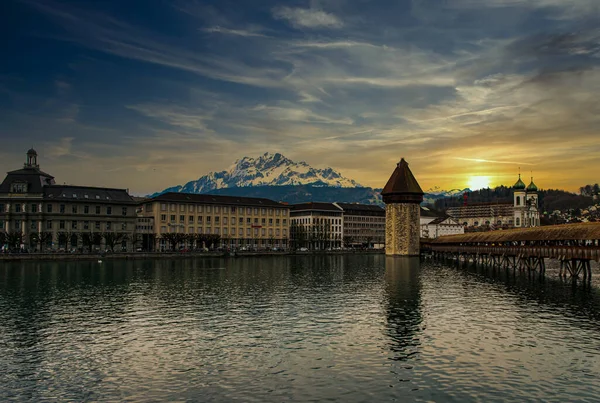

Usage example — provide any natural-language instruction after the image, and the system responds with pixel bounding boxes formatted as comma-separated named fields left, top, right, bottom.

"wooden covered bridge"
left=424, top=223, right=600, bottom=280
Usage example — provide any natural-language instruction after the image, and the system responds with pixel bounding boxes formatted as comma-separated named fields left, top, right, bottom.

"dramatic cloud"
left=1, top=0, right=598, bottom=194
left=272, top=7, right=343, bottom=29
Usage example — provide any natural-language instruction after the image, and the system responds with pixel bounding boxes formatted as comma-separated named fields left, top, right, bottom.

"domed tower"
left=381, top=158, right=423, bottom=256
left=25, top=148, right=39, bottom=169
left=513, top=173, right=526, bottom=227
left=526, top=177, right=539, bottom=227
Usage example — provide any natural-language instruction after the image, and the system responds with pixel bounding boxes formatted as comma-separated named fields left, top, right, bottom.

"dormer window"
left=84, top=194, right=89, bottom=199
left=95, top=195, right=100, bottom=199
left=10, top=182, right=27, bottom=193
left=73, top=194, right=77, bottom=198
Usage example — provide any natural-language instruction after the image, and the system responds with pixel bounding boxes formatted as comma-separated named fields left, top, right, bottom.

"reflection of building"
left=384, top=257, right=422, bottom=360
left=382, top=159, right=424, bottom=256
left=140, top=192, right=290, bottom=251
left=446, top=174, right=540, bottom=230
left=0, top=149, right=137, bottom=251
left=290, top=202, right=343, bottom=250
left=334, top=203, right=385, bottom=248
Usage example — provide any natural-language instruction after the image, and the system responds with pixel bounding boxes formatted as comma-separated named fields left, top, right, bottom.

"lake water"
left=1, top=255, right=600, bottom=402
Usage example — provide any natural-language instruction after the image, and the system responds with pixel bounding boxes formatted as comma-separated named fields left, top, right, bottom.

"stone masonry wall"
left=385, top=203, right=420, bottom=256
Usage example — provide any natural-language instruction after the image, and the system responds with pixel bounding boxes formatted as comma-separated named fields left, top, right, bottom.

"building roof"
left=149, top=192, right=286, bottom=207
left=420, top=206, right=445, bottom=217
left=433, top=222, right=600, bottom=243
left=381, top=158, right=424, bottom=204
left=0, top=167, right=56, bottom=194
left=335, top=202, right=385, bottom=213
left=290, top=202, right=343, bottom=212
left=513, top=174, right=526, bottom=190
left=446, top=203, right=514, bottom=219
left=27, top=148, right=37, bottom=156
left=527, top=178, right=538, bottom=192
left=44, top=185, right=136, bottom=203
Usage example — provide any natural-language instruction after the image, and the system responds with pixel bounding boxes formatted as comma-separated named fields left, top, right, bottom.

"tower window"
left=516, top=196, right=521, bottom=206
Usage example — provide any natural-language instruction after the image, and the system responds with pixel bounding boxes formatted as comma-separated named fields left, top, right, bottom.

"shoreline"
left=0, top=249, right=385, bottom=262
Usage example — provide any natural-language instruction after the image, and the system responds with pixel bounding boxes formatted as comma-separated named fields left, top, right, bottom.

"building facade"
left=0, top=149, right=137, bottom=251
left=290, top=202, right=343, bottom=250
left=140, top=193, right=290, bottom=251
left=334, top=202, right=385, bottom=248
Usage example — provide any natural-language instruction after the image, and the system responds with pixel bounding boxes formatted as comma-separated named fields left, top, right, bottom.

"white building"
left=421, top=216, right=464, bottom=239
left=290, top=202, right=343, bottom=249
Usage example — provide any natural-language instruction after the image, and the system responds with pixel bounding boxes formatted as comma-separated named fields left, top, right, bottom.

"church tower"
left=513, top=173, right=526, bottom=227
left=381, top=159, right=424, bottom=256
left=525, top=177, right=539, bottom=227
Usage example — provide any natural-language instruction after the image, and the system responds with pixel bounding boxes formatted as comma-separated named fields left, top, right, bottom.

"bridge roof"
left=432, top=222, right=600, bottom=244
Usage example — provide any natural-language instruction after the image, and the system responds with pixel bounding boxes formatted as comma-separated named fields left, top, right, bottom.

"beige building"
left=140, top=192, right=290, bottom=251
left=0, top=149, right=137, bottom=251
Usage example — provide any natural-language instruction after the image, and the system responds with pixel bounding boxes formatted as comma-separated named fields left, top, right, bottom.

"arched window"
left=516, top=217, right=520, bottom=226
left=474, top=221, right=479, bottom=226
left=497, top=220, right=502, bottom=225
left=463, top=222, right=468, bottom=226
left=516, top=196, right=521, bottom=206
left=485, top=220, right=490, bottom=225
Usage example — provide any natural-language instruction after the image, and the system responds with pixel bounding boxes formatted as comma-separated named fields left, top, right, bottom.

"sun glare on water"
left=468, top=176, right=491, bottom=190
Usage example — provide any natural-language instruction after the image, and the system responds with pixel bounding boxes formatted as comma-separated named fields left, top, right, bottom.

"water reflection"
left=1, top=256, right=600, bottom=402
left=383, top=257, right=422, bottom=362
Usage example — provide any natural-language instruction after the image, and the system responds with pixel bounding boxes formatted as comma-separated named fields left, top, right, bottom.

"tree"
left=0, top=232, right=7, bottom=249
left=7, top=231, right=23, bottom=249
left=29, top=232, right=40, bottom=251
left=38, top=232, right=53, bottom=252
left=102, top=232, right=127, bottom=252
left=343, top=235, right=354, bottom=248
left=161, top=232, right=186, bottom=251
left=81, top=232, right=94, bottom=252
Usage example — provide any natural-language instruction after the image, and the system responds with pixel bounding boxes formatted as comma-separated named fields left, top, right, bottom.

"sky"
left=1, top=0, right=599, bottom=195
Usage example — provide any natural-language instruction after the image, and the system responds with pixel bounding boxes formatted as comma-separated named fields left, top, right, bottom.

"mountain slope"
left=150, top=152, right=361, bottom=197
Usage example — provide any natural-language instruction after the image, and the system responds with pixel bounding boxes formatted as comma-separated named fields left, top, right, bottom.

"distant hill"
left=206, top=185, right=383, bottom=205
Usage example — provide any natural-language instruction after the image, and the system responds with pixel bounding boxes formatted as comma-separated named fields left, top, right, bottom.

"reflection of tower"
left=381, top=159, right=424, bottom=256
left=384, top=257, right=422, bottom=361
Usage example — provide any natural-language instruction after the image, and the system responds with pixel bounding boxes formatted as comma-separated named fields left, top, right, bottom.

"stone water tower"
left=381, top=158, right=424, bottom=256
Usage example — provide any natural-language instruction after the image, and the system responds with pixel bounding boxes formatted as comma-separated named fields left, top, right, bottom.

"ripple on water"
left=1, top=256, right=600, bottom=402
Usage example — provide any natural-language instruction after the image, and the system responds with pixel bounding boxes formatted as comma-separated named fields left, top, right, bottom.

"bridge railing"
left=431, top=245, right=600, bottom=262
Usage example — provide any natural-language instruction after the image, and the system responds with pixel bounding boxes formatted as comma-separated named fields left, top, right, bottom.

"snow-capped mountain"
left=152, top=152, right=362, bottom=196
left=422, top=187, right=470, bottom=205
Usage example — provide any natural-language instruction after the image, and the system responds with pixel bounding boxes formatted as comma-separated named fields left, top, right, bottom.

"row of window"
left=159, top=226, right=288, bottom=236
left=158, top=203, right=288, bottom=216
left=159, top=215, right=287, bottom=226
left=293, top=218, right=342, bottom=225
left=292, top=225, right=343, bottom=233
left=0, top=203, right=128, bottom=215
left=2, top=220, right=129, bottom=231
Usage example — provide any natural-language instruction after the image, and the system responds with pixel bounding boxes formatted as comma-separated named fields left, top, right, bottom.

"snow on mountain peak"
left=155, top=152, right=362, bottom=196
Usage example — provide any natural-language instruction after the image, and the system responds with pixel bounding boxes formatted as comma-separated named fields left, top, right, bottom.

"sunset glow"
left=468, top=176, right=491, bottom=191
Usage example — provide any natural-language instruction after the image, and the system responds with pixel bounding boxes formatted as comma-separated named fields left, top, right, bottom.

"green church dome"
left=513, top=174, right=526, bottom=190
left=527, top=178, right=538, bottom=192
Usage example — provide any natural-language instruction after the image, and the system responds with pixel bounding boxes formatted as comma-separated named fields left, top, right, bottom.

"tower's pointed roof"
left=381, top=158, right=424, bottom=204
left=527, top=177, right=538, bottom=192
left=513, top=174, right=526, bottom=190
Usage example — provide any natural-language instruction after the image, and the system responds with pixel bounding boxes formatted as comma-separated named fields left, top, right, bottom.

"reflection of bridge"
left=424, top=223, right=600, bottom=280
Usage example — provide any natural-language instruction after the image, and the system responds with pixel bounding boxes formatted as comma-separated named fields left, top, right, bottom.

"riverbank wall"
left=0, top=249, right=385, bottom=262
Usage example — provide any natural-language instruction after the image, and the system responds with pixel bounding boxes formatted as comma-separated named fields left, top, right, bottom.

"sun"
left=468, top=175, right=491, bottom=190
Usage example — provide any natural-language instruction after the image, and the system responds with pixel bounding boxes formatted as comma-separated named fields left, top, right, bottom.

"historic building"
left=290, top=202, right=344, bottom=250
left=513, top=175, right=540, bottom=227
left=446, top=174, right=540, bottom=230
left=0, top=149, right=137, bottom=251
left=140, top=192, right=290, bottom=251
left=381, top=158, right=423, bottom=256
left=333, top=202, right=385, bottom=248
